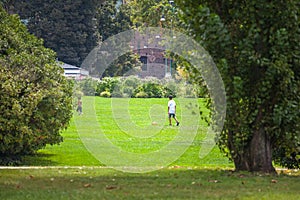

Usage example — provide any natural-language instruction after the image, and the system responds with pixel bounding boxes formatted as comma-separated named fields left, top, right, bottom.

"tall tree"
left=4, top=0, right=102, bottom=66
left=97, top=1, right=140, bottom=77
left=128, top=0, right=181, bottom=29
left=177, top=0, right=300, bottom=172
left=0, top=6, right=73, bottom=164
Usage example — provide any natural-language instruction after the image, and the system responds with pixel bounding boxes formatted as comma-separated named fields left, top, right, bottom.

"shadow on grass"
left=22, top=153, right=60, bottom=166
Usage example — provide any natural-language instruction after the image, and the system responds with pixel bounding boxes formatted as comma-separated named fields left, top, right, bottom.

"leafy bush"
left=144, top=82, right=164, bottom=98
left=79, top=78, right=97, bottom=96
left=118, top=76, right=139, bottom=97
left=100, top=91, right=111, bottom=98
left=111, top=91, right=123, bottom=97
left=135, top=91, right=148, bottom=98
left=164, top=87, right=176, bottom=98
left=95, top=76, right=205, bottom=98
left=123, top=76, right=141, bottom=88
left=122, top=86, right=134, bottom=97
left=133, top=82, right=172, bottom=98
left=0, top=7, right=73, bottom=164
left=96, top=77, right=120, bottom=95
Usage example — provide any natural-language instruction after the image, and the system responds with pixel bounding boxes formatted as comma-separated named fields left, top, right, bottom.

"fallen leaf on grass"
left=151, top=121, right=158, bottom=125
left=26, top=175, right=34, bottom=180
left=106, top=185, right=118, bottom=190
left=83, top=183, right=92, bottom=188
left=271, top=179, right=278, bottom=183
left=239, top=174, right=246, bottom=178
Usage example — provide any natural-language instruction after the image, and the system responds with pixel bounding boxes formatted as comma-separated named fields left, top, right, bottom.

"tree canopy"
left=4, top=0, right=102, bottom=67
left=0, top=6, right=73, bottom=164
left=97, top=0, right=140, bottom=77
left=177, top=0, right=300, bottom=172
left=3, top=0, right=139, bottom=77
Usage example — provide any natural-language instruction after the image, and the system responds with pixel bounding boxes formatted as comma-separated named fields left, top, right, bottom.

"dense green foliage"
left=177, top=0, right=300, bottom=171
left=96, top=77, right=120, bottom=97
left=98, top=0, right=132, bottom=41
left=129, top=0, right=180, bottom=29
left=77, top=78, right=97, bottom=96
left=97, top=1, right=141, bottom=77
left=3, top=0, right=140, bottom=75
left=133, top=82, right=172, bottom=98
left=4, top=0, right=102, bottom=66
left=87, top=76, right=203, bottom=98
left=0, top=7, right=73, bottom=164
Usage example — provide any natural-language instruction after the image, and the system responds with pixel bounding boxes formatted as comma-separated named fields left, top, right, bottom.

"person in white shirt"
left=168, top=95, right=179, bottom=126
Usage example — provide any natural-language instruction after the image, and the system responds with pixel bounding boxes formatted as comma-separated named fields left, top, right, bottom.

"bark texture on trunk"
left=232, top=128, right=276, bottom=174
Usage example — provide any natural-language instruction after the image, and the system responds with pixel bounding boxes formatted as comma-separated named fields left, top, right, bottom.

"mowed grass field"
left=1, top=97, right=299, bottom=200
left=23, top=96, right=232, bottom=168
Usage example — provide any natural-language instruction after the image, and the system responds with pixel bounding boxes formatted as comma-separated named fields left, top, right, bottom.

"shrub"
left=0, top=8, right=73, bottom=164
left=133, top=79, right=177, bottom=98
left=96, top=77, right=120, bottom=95
left=111, top=91, right=123, bottom=97
left=100, top=91, right=111, bottom=98
left=123, top=76, right=141, bottom=88
left=163, top=87, right=176, bottom=98
left=79, top=78, right=97, bottom=96
left=94, top=76, right=205, bottom=99
left=135, top=91, right=148, bottom=98
left=74, top=90, right=84, bottom=99
left=144, top=83, right=163, bottom=98
left=122, top=86, right=134, bottom=97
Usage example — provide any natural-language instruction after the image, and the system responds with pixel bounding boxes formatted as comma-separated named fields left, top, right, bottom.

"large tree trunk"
left=232, top=127, right=276, bottom=174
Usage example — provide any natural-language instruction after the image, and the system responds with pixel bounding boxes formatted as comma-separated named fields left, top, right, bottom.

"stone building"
left=130, top=30, right=172, bottom=79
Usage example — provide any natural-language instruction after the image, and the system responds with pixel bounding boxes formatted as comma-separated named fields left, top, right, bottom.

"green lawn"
left=1, top=97, right=299, bottom=200
left=0, top=167, right=299, bottom=200
left=23, top=97, right=232, bottom=169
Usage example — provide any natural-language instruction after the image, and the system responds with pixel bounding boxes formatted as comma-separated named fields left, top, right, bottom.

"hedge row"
left=76, top=76, right=206, bottom=98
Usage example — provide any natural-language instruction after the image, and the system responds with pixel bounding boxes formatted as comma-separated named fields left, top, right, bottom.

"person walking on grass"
left=77, top=97, right=82, bottom=115
left=168, top=95, right=179, bottom=126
